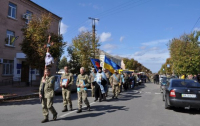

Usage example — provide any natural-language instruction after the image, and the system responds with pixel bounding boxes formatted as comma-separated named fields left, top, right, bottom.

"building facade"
left=99, top=50, right=125, bottom=70
left=0, top=0, right=62, bottom=83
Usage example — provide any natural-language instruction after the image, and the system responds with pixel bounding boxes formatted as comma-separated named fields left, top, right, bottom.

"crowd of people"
left=38, top=66, right=150, bottom=123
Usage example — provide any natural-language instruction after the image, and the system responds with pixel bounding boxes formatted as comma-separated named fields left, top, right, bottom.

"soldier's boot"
left=53, top=113, right=57, bottom=120
left=41, top=116, right=49, bottom=123
left=87, top=105, right=91, bottom=111
left=69, top=105, right=73, bottom=111
left=77, top=109, right=82, bottom=113
left=62, top=106, right=68, bottom=112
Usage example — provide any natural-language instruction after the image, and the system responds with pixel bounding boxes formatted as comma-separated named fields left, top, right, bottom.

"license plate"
left=182, top=94, right=196, bottom=98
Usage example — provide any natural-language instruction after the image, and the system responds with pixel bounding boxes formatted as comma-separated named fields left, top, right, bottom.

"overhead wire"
left=65, top=0, right=140, bottom=38
left=65, top=0, right=153, bottom=39
left=191, top=17, right=200, bottom=32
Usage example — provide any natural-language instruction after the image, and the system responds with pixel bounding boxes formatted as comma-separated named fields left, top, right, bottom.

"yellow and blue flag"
left=104, top=56, right=121, bottom=73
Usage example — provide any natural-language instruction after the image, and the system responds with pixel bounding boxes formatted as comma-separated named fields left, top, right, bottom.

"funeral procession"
left=1, top=0, right=200, bottom=126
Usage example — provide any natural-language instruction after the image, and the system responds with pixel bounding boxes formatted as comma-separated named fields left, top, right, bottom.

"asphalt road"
left=1, top=83, right=200, bottom=126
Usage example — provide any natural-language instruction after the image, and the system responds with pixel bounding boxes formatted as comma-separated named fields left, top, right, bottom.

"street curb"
left=0, top=92, right=39, bottom=102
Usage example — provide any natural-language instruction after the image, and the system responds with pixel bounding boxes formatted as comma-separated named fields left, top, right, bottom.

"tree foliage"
left=20, top=13, right=66, bottom=70
left=165, top=32, right=200, bottom=75
left=123, top=58, right=152, bottom=73
left=67, top=46, right=81, bottom=74
left=71, top=31, right=100, bottom=73
left=58, top=56, right=68, bottom=70
left=158, top=58, right=173, bottom=75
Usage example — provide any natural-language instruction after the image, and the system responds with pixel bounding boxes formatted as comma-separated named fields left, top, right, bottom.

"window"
left=36, top=69, right=40, bottom=75
left=6, top=30, right=15, bottom=46
left=3, top=60, right=14, bottom=75
left=25, top=10, right=33, bottom=24
left=8, top=2, right=17, bottom=19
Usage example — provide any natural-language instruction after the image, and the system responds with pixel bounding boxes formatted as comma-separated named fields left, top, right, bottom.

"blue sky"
left=32, top=0, right=200, bottom=73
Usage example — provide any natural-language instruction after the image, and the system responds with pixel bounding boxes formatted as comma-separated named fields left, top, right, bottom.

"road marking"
left=145, top=92, right=151, bottom=94
left=59, top=102, right=96, bottom=118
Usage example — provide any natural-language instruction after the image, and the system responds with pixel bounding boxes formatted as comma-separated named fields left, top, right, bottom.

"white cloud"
left=78, top=26, right=87, bottom=32
left=60, top=22, right=68, bottom=35
left=102, top=44, right=117, bottom=50
left=149, top=47, right=160, bottom=51
left=193, top=27, right=200, bottom=31
left=140, top=46, right=147, bottom=50
left=100, top=32, right=111, bottom=42
left=142, top=39, right=170, bottom=46
left=120, top=36, right=125, bottom=42
left=134, top=51, right=146, bottom=56
left=79, top=3, right=99, bottom=10
left=118, top=47, right=170, bottom=73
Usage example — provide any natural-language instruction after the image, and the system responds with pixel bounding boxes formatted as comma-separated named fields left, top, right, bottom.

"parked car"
left=164, top=79, right=200, bottom=109
left=160, top=77, right=167, bottom=93
left=159, top=76, right=166, bottom=85
left=54, top=74, right=77, bottom=93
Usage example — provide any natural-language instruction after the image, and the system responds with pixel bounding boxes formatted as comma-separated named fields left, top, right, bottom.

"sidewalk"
left=0, top=84, right=39, bottom=101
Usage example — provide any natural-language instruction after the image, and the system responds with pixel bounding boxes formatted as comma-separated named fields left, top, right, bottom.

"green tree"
left=123, top=58, right=152, bottom=73
left=58, top=56, right=68, bottom=70
left=72, top=31, right=100, bottom=73
left=169, top=32, right=200, bottom=75
left=20, top=13, right=66, bottom=70
left=67, top=46, right=81, bottom=74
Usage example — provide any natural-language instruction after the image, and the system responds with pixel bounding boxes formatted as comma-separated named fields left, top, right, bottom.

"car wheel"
left=165, top=97, right=170, bottom=109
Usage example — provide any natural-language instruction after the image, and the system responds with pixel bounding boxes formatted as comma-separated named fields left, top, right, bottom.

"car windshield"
left=161, top=78, right=167, bottom=83
left=171, top=80, right=200, bottom=88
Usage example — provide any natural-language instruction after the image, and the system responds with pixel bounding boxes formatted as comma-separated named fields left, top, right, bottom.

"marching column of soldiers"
left=39, top=66, right=142, bottom=123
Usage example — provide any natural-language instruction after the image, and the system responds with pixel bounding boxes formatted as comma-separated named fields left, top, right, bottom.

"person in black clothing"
left=156, top=74, right=159, bottom=84
left=94, top=67, right=107, bottom=102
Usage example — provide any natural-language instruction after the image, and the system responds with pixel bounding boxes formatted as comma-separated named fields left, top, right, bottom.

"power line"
left=191, top=16, right=200, bottom=32
left=65, top=0, right=153, bottom=39
left=99, top=0, right=153, bottom=19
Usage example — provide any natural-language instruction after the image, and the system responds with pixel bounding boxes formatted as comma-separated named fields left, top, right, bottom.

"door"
left=21, top=61, right=29, bottom=82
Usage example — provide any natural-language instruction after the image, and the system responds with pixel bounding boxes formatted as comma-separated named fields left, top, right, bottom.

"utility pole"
left=88, top=17, right=99, bottom=58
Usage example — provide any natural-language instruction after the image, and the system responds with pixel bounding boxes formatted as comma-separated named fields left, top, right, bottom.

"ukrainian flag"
left=104, top=56, right=121, bottom=73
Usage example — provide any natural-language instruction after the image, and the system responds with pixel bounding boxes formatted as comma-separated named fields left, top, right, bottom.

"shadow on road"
left=0, top=83, right=148, bottom=106
left=61, top=105, right=128, bottom=121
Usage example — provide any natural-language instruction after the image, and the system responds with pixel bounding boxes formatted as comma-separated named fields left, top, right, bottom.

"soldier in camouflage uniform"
left=76, top=67, right=91, bottom=113
left=90, top=68, right=96, bottom=97
left=60, top=66, right=74, bottom=112
left=39, top=68, right=57, bottom=123
left=110, top=70, right=121, bottom=99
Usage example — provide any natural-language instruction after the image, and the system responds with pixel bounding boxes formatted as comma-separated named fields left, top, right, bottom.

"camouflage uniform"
left=90, top=72, right=96, bottom=97
left=105, top=72, right=110, bottom=96
left=60, top=72, right=74, bottom=110
left=39, top=76, right=57, bottom=119
left=110, top=73, right=121, bottom=98
left=76, top=73, right=90, bottom=110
